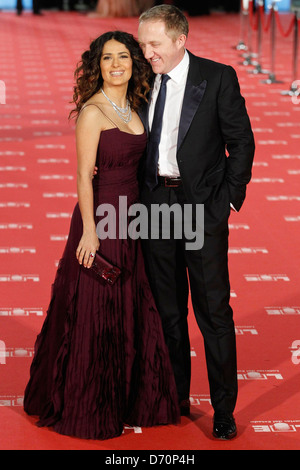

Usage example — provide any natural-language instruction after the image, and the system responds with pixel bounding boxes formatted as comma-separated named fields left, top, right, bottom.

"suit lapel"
left=177, top=77, right=207, bottom=150
left=177, top=52, right=207, bottom=150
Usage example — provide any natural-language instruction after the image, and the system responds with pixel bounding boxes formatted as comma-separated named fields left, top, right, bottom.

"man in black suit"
left=138, top=5, right=255, bottom=439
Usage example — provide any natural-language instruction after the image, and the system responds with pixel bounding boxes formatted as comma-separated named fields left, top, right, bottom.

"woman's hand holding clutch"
left=76, top=229, right=100, bottom=269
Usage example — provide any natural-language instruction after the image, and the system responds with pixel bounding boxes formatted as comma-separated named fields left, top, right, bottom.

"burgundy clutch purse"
left=91, top=252, right=121, bottom=286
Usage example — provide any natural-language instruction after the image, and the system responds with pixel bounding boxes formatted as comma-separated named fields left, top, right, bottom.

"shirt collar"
left=156, top=49, right=189, bottom=86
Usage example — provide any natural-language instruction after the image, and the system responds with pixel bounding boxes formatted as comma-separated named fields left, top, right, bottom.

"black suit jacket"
left=139, top=50, right=255, bottom=233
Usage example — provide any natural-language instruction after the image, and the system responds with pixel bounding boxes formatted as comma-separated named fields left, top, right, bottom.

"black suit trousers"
left=141, top=184, right=238, bottom=414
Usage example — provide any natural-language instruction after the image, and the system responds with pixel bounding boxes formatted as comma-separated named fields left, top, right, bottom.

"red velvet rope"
left=258, top=4, right=272, bottom=33
left=274, top=11, right=295, bottom=38
left=248, top=2, right=295, bottom=38
left=248, top=1, right=258, bottom=31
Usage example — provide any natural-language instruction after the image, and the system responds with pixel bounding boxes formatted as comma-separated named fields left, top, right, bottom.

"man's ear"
left=176, top=34, right=187, bottom=49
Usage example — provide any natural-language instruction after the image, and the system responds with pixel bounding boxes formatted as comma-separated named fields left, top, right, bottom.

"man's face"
left=138, top=20, right=186, bottom=75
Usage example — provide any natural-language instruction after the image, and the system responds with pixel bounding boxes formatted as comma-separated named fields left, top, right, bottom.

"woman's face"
left=100, top=39, right=133, bottom=87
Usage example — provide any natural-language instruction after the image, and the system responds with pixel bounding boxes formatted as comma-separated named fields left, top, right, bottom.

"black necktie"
left=145, top=74, right=170, bottom=190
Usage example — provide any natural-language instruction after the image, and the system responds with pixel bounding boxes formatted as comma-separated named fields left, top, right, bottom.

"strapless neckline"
left=102, top=127, right=146, bottom=137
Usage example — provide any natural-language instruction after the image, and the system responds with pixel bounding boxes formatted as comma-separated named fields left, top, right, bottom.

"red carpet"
left=0, top=10, right=300, bottom=451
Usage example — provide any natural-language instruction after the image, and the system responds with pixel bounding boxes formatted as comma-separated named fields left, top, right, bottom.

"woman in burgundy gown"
left=23, top=31, right=180, bottom=440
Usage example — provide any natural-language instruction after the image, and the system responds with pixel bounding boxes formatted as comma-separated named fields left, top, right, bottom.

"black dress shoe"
left=213, top=412, right=237, bottom=440
left=179, top=399, right=190, bottom=416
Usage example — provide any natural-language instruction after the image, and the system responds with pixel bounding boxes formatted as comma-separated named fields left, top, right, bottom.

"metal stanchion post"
left=249, top=0, right=270, bottom=74
left=240, top=0, right=258, bottom=65
left=261, top=1, right=284, bottom=84
left=281, top=10, right=300, bottom=97
left=235, top=0, right=248, bottom=50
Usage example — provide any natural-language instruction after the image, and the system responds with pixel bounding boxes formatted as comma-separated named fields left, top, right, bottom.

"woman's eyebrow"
left=102, top=51, right=130, bottom=56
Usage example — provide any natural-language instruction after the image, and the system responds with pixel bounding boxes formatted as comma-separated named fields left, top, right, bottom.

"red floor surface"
left=0, top=10, right=300, bottom=451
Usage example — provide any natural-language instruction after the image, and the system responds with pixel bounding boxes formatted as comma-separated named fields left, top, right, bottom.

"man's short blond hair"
left=139, top=4, right=189, bottom=40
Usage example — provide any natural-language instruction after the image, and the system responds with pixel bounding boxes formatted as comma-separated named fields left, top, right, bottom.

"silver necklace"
left=100, top=88, right=132, bottom=123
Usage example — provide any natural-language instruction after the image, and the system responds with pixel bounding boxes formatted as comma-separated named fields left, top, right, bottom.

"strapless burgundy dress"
left=23, top=128, right=180, bottom=440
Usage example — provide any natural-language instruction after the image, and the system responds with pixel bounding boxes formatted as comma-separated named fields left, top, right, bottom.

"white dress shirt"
left=148, top=49, right=190, bottom=177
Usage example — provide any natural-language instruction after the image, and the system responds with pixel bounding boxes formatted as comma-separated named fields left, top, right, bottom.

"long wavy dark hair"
left=69, top=31, right=152, bottom=120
